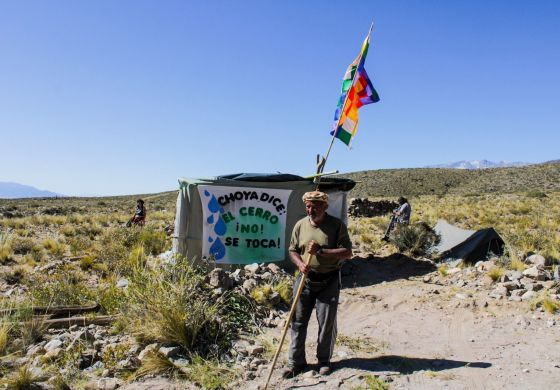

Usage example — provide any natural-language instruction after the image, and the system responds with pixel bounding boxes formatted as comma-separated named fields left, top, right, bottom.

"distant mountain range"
left=426, top=160, right=530, bottom=170
left=0, top=182, right=64, bottom=199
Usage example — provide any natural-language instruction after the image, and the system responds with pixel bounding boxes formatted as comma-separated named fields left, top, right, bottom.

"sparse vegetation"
left=487, top=266, right=506, bottom=282
left=0, top=364, right=46, bottom=389
left=1, top=173, right=559, bottom=389
left=352, top=374, right=390, bottom=390
left=530, top=292, right=560, bottom=314
left=390, top=223, right=440, bottom=257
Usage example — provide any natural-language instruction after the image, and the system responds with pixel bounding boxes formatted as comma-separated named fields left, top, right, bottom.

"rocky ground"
left=245, top=254, right=560, bottom=390
left=2, top=252, right=559, bottom=389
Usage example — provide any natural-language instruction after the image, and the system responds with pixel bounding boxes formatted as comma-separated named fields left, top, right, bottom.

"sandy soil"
left=250, top=255, right=560, bottom=390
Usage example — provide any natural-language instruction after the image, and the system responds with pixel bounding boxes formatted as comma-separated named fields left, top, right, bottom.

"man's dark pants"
left=288, top=271, right=340, bottom=368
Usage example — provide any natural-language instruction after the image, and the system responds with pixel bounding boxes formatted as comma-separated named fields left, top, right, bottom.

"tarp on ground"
left=433, top=219, right=505, bottom=264
left=172, top=173, right=355, bottom=267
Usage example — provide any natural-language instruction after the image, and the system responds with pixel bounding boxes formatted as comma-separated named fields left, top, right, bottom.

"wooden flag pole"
left=263, top=252, right=312, bottom=390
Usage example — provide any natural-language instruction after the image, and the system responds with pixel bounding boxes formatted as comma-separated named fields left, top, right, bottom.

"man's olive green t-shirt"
left=289, top=214, right=352, bottom=274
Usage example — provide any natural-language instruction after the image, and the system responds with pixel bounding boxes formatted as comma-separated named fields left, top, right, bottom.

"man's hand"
left=307, top=240, right=321, bottom=255
left=297, top=259, right=310, bottom=274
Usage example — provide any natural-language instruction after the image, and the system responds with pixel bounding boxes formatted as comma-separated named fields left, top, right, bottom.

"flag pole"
left=317, top=23, right=374, bottom=178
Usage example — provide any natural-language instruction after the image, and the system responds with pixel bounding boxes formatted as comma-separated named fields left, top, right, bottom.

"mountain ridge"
left=0, top=182, right=64, bottom=199
left=342, top=160, right=560, bottom=198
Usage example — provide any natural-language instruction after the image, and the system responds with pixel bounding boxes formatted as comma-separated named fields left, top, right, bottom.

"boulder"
left=208, top=268, right=233, bottom=290
left=525, top=254, right=551, bottom=267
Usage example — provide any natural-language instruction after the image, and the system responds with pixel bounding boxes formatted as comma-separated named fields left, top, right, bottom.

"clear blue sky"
left=1, top=1, right=559, bottom=196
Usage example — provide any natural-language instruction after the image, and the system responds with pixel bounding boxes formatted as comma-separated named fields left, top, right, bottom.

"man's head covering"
left=302, top=191, right=329, bottom=204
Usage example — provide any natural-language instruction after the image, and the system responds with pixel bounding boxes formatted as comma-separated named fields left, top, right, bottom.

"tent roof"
left=178, top=173, right=356, bottom=191
left=433, top=219, right=505, bottom=264
left=433, top=219, right=475, bottom=254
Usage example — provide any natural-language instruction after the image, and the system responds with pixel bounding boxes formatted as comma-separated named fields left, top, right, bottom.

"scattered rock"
left=525, top=254, right=551, bottom=267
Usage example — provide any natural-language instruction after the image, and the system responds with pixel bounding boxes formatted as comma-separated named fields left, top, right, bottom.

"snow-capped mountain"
left=427, top=160, right=530, bottom=169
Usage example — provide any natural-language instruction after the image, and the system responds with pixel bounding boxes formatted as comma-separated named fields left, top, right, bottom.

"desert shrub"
left=250, top=284, right=274, bottom=307
left=67, top=236, right=93, bottom=255
left=0, top=234, right=13, bottom=263
left=42, top=238, right=67, bottom=257
left=128, top=246, right=147, bottom=270
left=79, top=255, right=95, bottom=270
left=526, top=190, right=547, bottom=198
left=0, top=364, right=47, bottom=389
left=391, top=222, right=440, bottom=257
left=96, top=282, right=127, bottom=315
left=0, top=321, right=11, bottom=356
left=359, top=374, right=390, bottom=390
left=93, top=229, right=138, bottom=272
left=216, top=291, right=257, bottom=332
left=5, top=267, right=26, bottom=285
left=123, top=258, right=221, bottom=355
left=11, top=237, right=35, bottom=255
left=29, top=245, right=44, bottom=262
left=60, top=224, right=77, bottom=237
left=487, top=266, right=506, bottom=282
left=139, top=227, right=169, bottom=255
left=76, top=222, right=103, bottom=238
left=123, top=257, right=249, bottom=358
left=15, top=229, right=31, bottom=237
left=187, top=355, right=237, bottom=390
left=30, top=269, right=93, bottom=306
left=530, top=292, right=560, bottom=314
left=273, top=279, right=292, bottom=305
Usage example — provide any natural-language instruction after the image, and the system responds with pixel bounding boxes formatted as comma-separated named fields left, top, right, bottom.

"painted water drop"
left=208, top=237, right=214, bottom=243
left=208, top=195, right=220, bottom=213
left=204, top=190, right=210, bottom=197
left=209, top=237, right=226, bottom=260
left=214, top=216, right=227, bottom=235
left=207, top=215, right=214, bottom=224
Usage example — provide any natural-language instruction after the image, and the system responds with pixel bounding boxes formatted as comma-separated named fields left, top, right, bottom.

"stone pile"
left=423, top=254, right=559, bottom=306
left=348, top=198, right=398, bottom=218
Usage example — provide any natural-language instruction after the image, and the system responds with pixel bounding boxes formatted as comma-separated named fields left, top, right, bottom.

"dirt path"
left=251, top=256, right=560, bottom=389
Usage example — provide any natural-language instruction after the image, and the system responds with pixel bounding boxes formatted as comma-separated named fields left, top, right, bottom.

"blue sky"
left=1, top=1, right=559, bottom=196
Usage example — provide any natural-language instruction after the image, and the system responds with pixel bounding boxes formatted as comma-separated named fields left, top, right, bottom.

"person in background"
left=129, top=199, right=146, bottom=226
left=281, top=191, right=352, bottom=378
left=382, top=196, right=411, bottom=241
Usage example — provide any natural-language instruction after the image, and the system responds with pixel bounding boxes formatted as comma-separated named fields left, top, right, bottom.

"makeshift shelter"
left=433, top=219, right=505, bottom=264
left=172, top=173, right=355, bottom=267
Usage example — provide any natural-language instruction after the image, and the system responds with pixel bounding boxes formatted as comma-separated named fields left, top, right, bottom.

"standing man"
left=282, top=191, right=352, bottom=378
left=382, top=196, right=411, bottom=241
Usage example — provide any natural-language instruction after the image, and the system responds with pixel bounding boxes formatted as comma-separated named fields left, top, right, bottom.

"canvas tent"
left=433, top=219, right=505, bottom=264
left=172, top=173, right=355, bottom=268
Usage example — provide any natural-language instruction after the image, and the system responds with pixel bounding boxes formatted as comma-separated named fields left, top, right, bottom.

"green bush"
left=30, top=269, right=93, bottom=306
left=139, top=227, right=169, bottom=255
left=526, top=190, right=547, bottom=198
left=391, top=222, right=440, bottom=257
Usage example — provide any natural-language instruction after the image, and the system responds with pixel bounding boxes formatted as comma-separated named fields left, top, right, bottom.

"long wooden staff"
left=263, top=252, right=312, bottom=389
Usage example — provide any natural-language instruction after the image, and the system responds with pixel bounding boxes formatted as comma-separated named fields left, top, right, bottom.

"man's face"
left=305, top=201, right=328, bottom=223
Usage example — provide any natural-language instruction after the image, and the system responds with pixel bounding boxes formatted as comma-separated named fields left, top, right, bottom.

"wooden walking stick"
left=263, top=252, right=312, bottom=390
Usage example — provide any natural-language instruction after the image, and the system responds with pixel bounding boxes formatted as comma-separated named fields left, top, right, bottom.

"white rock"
left=44, top=339, right=63, bottom=352
left=116, top=278, right=129, bottom=288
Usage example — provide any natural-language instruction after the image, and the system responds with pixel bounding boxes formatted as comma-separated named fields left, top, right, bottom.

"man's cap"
left=302, top=191, right=329, bottom=204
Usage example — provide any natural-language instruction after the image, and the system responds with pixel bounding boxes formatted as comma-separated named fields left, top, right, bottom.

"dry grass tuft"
left=487, top=266, right=506, bottom=282
left=0, top=364, right=46, bottom=389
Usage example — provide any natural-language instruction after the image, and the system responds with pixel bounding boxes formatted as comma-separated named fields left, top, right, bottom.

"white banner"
left=198, top=185, right=293, bottom=264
